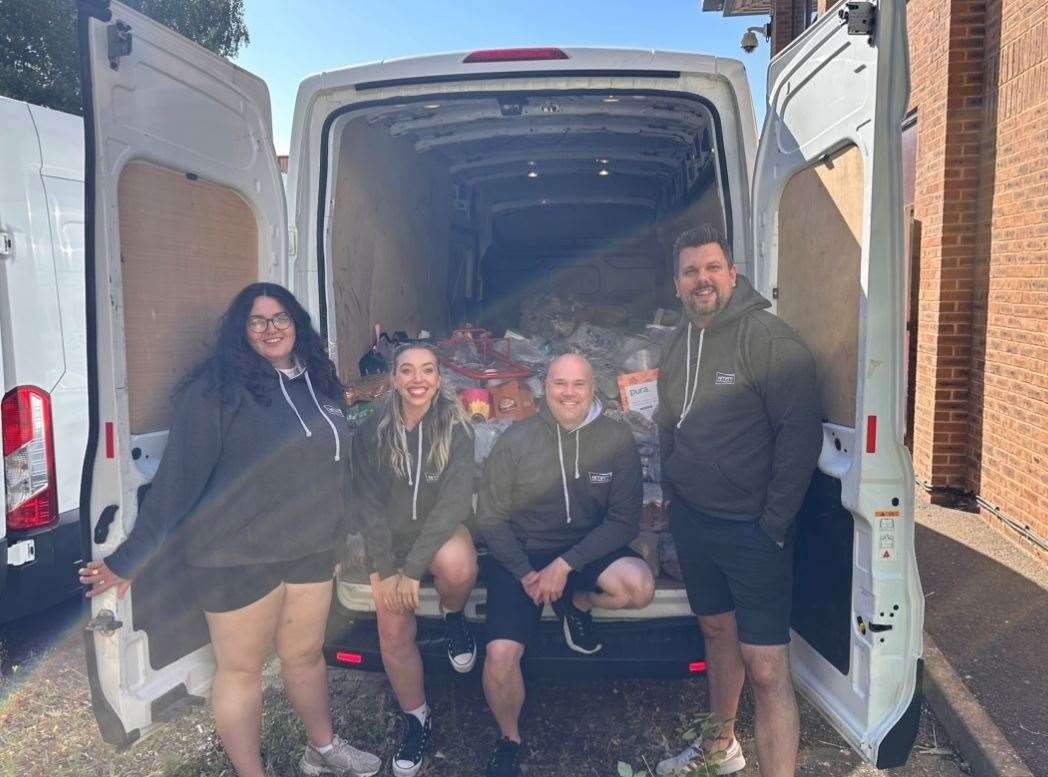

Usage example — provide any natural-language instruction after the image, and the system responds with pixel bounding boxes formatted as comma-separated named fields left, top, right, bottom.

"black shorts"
left=189, top=548, right=336, bottom=613
left=669, top=498, right=793, bottom=646
left=483, top=546, right=641, bottom=646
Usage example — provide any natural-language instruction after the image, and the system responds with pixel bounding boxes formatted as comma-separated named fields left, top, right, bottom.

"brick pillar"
left=771, top=0, right=809, bottom=54
left=910, top=0, right=988, bottom=497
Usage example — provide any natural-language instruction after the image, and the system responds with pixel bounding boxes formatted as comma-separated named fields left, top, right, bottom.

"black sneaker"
left=392, top=712, right=432, bottom=777
left=560, top=600, right=603, bottom=654
left=486, top=737, right=524, bottom=777
left=443, top=609, right=477, bottom=673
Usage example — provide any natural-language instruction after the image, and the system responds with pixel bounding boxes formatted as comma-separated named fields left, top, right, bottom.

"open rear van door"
left=751, top=0, right=923, bottom=767
left=78, top=0, right=286, bottom=745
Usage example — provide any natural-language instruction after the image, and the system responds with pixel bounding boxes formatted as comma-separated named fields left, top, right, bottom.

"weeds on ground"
left=617, top=714, right=732, bottom=777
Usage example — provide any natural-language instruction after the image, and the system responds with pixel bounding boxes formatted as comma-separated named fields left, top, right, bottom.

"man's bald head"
left=545, top=352, right=596, bottom=429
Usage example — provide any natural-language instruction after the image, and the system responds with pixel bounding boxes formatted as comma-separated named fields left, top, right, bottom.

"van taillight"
left=2, top=386, right=57, bottom=531
left=463, top=48, right=569, bottom=63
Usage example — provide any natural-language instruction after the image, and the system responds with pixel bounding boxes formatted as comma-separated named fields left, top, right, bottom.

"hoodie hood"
left=696, top=273, right=771, bottom=332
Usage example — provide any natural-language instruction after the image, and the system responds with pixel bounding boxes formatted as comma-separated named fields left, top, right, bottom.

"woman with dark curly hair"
left=79, top=283, right=380, bottom=777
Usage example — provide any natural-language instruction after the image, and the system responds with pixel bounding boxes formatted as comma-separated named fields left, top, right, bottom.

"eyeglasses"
left=247, top=312, right=293, bottom=333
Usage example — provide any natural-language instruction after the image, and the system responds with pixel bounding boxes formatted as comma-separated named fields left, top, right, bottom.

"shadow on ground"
left=916, top=520, right=1048, bottom=776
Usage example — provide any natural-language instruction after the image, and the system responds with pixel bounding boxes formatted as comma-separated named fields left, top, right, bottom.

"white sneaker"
left=656, top=738, right=746, bottom=776
left=299, top=734, right=381, bottom=776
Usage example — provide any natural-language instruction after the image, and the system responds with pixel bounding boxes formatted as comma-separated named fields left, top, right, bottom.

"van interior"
left=324, top=91, right=728, bottom=368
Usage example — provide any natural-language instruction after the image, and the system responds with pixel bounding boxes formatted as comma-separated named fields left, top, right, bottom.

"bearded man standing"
left=655, top=225, right=822, bottom=777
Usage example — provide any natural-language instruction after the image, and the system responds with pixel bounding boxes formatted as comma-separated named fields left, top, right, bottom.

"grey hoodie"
left=352, top=408, right=475, bottom=581
left=654, top=274, right=823, bottom=543
left=105, top=367, right=352, bottom=579
left=477, top=399, right=642, bottom=579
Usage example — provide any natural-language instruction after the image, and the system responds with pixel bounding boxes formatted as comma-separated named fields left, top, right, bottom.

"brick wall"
left=966, top=0, right=1048, bottom=552
left=808, top=0, right=1048, bottom=558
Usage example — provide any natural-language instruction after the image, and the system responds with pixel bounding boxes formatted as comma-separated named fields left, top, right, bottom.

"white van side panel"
left=29, top=104, right=87, bottom=515
left=0, top=100, right=67, bottom=400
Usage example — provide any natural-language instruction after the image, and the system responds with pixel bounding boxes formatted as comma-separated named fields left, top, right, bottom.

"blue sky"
left=234, top=1, right=771, bottom=155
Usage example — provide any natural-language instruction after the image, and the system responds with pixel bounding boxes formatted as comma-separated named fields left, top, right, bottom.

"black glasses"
left=247, top=312, right=293, bottom=333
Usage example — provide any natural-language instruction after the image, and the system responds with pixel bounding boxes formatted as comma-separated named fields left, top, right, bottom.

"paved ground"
left=0, top=596, right=969, bottom=777
left=5, top=495, right=1040, bottom=775
left=915, top=500, right=1048, bottom=777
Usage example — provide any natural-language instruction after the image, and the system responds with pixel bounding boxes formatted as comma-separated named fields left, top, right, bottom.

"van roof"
left=298, top=46, right=747, bottom=95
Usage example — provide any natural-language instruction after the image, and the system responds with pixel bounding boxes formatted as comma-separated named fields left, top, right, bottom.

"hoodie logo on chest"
left=715, top=371, right=736, bottom=386
left=424, top=472, right=440, bottom=484
left=589, top=472, right=612, bottom=484
left=322, top=404, right=346, bottom=418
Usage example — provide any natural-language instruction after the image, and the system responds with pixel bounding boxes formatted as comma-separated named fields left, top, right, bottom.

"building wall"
left=965, top=0, right=1048, bottom=555
left=807, top=0, right=1048, bottom=559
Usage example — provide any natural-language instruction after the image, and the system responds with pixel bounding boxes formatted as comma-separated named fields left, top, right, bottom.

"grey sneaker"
left=655, top=737, right=746, bottom=776
left=300, top=734, right=381, bottom=776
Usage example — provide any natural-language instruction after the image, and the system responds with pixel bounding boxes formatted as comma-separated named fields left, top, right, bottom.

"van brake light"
left=2, top=386, right=57, bottom=531
left=463, top=48, right=569, bottom=63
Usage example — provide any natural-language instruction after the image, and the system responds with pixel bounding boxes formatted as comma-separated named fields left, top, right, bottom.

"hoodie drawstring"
left=677, top=322, right=705, bottom=429
left=279, top=374, right=312, bottom=438
left=303, top=371, right=340, bottom=462
left=556, top=425, right=573, bottom=524
left=573, top=429, right=580, bottom=479
left=402, top=424, right=424, bottom=520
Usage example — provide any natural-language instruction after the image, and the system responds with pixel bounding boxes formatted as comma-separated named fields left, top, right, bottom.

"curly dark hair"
left=178, top=282, right=343, bottom=404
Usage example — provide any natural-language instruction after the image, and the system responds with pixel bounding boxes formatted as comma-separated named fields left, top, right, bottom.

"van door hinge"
left=85, top=609, right=124, bottom=635
left=0, top=231, right=13, bottom=256
left=840, top=1, right=876, bottom=40
left=107, top=21, right=133, bottom=70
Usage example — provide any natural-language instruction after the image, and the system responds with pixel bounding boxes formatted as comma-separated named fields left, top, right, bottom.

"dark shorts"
left=189, top=548, right=336, bottom=613
left=669, top=498, right=793, bottom=646
left=483, top=545, right=642, bottom=647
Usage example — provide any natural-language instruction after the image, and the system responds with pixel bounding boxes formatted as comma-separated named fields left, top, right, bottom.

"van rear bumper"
left=324, top=614, right=706, bottom=679
left=0, top=508, right=83, bottom=623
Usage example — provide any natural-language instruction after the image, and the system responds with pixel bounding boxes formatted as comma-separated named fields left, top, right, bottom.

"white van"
left=0, top=97, right=87, bottom=623
left=79, top=0, right=924, bottom=768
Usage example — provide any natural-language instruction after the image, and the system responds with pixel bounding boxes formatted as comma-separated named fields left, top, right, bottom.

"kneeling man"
left=477, top=353, right=655, bottom=777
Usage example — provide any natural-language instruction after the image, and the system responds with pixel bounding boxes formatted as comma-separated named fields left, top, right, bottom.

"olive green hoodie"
left=654, top=274, right=822, bottom=543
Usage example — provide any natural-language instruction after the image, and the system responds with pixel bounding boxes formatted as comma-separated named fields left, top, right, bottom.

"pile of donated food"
left=341, top=293, right=685, bottom=583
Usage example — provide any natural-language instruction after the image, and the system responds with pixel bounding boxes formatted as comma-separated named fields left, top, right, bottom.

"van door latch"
left=86, top=609, right=124, bottom=635
left=840, top=2, right=876, bottom=39
left=0, top=231, right=12, bottom=256
left=94, top=504, right=119, bottom=544
left=107, top=21, right=133, bottom=70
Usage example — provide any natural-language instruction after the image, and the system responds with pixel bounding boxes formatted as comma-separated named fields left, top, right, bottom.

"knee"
left=276, top=639, right=323, bottom=670
left=627, top=569, right=655, bottom=608
left=216, top=654, right=268, bottom=680
left=435, top=555, right=477, bottom=589
left=744, top=651, right=790, bottom=690
left=698, top=614, right=737, bottom=642
left=484, top=641, right=523, bottom=678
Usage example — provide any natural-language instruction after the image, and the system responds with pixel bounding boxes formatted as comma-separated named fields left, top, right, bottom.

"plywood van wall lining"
left=775, top=145, right=864, bottom=428
left=328, top=119, right=454, bottom=381
left=118, top=160, right=258, bottom=434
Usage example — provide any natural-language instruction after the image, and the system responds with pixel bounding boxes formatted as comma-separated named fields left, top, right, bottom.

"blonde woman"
left=352, top=344, right=477, bottom=777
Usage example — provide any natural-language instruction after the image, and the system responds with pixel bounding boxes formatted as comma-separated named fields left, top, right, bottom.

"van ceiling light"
left=598, top=168, right=610, bottom=177
left=464, top=47, right=569, bottom=63
left=527, top=170, right=539, bottom=179
left=603, top=96, right=620, bottom=103
left=423, top=103, right=441, bottom=110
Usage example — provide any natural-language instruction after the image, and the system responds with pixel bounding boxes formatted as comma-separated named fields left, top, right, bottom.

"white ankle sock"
left=405, top=702, right=430, bottom=725
left=314, top=741, right=334, bottom=754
